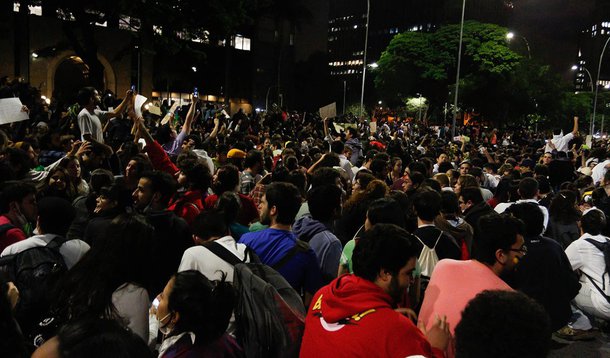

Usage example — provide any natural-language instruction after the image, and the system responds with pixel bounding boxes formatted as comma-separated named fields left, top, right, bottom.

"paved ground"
left=549, top=331, right=610, bottom=357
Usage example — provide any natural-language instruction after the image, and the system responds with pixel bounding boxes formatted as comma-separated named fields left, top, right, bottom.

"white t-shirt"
left=565, top=234, right=610, bottom=314
left=112, top=283, right=149, bottom=342
left=1, top=234, right=90, bottom=269
left=494, top=199, right=549, bottom=232
left=178, top=235, right=249, bottom=282
left=78, top=107, right=107, bottom=143
left=545, top=132, right=574, bottom=153
left=592, top=159, right=610, bottom=185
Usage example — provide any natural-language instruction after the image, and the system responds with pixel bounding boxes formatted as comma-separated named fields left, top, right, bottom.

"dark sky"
left=510, top=0, right=596, bottom=77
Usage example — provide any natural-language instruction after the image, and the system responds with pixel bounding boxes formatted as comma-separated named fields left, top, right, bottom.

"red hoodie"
left=300, top=274, right=444, bottom=358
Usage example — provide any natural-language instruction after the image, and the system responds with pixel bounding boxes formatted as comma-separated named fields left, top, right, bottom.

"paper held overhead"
left=148, top=105, right=162, bottom=116
left=134, top=95, right=148, bottom=117
left=319, top=102, right=337, bottom=119
left=0, top=98, right=29, bottom=124
left=161, top=103, right=180, bottom=125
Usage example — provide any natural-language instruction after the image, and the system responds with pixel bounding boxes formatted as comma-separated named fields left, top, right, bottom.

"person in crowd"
left=32, top=318, right=153, bottom=358
left=240, top=149, right=265, bottom=195
left=494, top=177, right=549, bottom=232
left=385, top=157, right=402, bottom=187
left=293, top=184, right=343, bottom=283
left=418, top=214, right=525, bottom=356
left=454, top=290, right=551, bottom=358
left=239, top=182, right=322, bottom=303
left=83, top=184, right=126, bottom=246
left=49, top=214, right=153, bottom=342
left=58, top=154, right=89, bottom=197
left=545, top=116, right=579, bottom=153
left=561, top=209, right=610, bottom=340
left=150, top=270, right=242, bottom=357
left=0, top=182, right=37, bottom=251
left=507, top=202, right=580, bottom=331
left=132, top=170, right=192, bottom=296
left=300, top=224, right=450, bottom=358
left=434, top=190, right=473, bottom=259
left=547, top=189, right=581, bottom=248
left=38, top=167, right=75, bottom=201
left=336, top=179, right=388, bottom=244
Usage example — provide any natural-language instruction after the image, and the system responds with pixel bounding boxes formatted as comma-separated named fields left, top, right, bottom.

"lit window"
left=233, top=35, right=251, bottom=51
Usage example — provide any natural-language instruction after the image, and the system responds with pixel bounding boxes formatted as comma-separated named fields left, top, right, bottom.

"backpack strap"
left=583, top=238, right=610, bottom=294
left=46, top=235, right=70, bottom=250
left=272, top=240, right=309, bottom=271
left=203, top=241, right=244, bottom=266
left=432, top=230, right=444, bottom=250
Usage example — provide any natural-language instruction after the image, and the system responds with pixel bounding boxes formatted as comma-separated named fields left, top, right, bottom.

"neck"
left=85, top=104, right=96, bottom=111
left=270, top=221, right=291, bottom=231
left=417, top=218, right=434, bottom=227
left=477, top=259, right=503, bottom=277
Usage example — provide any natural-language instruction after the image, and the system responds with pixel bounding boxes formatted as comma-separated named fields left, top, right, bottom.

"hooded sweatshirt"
left=300, top=274, right=443, bottom=358
left=293, top=216, right=342, bottom=283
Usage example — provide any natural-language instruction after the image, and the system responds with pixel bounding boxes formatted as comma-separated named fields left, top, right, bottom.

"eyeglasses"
left=508, top=244, right=528, bottom=255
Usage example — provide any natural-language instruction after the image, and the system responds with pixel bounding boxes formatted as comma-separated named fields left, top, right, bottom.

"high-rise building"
left=573, top=0, right=610, bottom=91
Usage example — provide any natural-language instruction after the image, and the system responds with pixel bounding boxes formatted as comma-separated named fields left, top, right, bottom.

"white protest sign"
left=134, top=94, right=148, bottom=117
left=148, top=105, right=162, bottom=116
left=586, top=135, right=593, bottom=148
left=370, top=121, right=377, bottom=133
left=319, top=102, right=337, bottom=119
left=161, top=103, right=180, bottom=125
left=0, top=98, right=29, bottom=124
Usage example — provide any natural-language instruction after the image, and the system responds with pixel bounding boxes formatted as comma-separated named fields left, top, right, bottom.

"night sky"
left=510, top=0, right=596, bottom=77
left=295, top=0, right=600, bottom=80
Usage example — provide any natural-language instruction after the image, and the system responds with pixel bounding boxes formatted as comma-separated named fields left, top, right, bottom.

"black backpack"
left=583, top=238, right=610, bottom=303
left=0, top=236, right=69, bottom=335
left=203, top=242, right=306, bottom=358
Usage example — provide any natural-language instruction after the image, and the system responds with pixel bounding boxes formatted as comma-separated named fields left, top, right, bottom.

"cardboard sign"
left=161, top=103, right=180, bottom=125
left=0, top=98, right=29, bottom=124
left=148, top=105, right=162, bottom=116
left=319, top=102, right=337, bottom=119
left=370, top=121, right=377, bottom=133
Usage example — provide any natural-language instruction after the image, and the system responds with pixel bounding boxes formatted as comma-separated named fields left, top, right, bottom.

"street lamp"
left=506, top=32, right=531, bottom=59
left=452, top=0, right=466, bottom=138
left=360, top=0, right=371, bottom=116
left=571, top=65, right=594, bottom=92
left=592, top=36, right=610, bottom=135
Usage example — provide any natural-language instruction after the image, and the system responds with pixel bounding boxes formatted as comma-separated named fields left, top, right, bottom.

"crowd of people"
left=1, top=78, right=610, bottom=357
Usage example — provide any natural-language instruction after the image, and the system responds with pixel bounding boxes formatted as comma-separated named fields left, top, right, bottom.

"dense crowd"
left=1, top=79, right=610, bottom=357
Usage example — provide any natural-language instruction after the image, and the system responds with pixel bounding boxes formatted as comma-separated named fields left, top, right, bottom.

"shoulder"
left=1, top=237, right=42, bottom=256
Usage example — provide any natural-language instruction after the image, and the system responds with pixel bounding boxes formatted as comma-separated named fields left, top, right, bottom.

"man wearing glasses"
left=418, top=213, right=525, bottom=356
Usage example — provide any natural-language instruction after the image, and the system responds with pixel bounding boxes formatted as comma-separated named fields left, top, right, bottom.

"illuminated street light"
left=571, top=65, right=594, bottom=92
left=369, top=63, right=378, bottom=69
left=31, top=52, right=38, bottom=58
left=191, top=66, right=197, bottom=72
left=506, top=31, right=531, bottom=59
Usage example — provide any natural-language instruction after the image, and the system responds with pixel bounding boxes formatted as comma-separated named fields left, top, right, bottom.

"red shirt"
left=0, top=215, right=26, bottom=253
left=204, top=193, right=259, bottom=226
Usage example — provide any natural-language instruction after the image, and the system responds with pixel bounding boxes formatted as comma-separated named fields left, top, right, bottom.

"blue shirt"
left=239, top=228, right=322, bottom=294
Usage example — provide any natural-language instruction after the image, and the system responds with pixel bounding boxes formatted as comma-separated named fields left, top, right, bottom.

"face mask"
left=155, top=311, right=173, bottom=336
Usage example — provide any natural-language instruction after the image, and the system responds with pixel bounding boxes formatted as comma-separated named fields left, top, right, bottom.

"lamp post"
left=452, top=0, right=466, bottom=138
left=359, top=0, right=371, bottom=116
left=592, top=36, right=610, bottom=136
left=571, top=65, right=595, bottom=92
left=506, top=32, right=531, bottom=59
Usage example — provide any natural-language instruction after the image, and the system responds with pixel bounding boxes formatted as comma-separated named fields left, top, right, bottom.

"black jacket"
left=464, top=202, right=495, bottom=258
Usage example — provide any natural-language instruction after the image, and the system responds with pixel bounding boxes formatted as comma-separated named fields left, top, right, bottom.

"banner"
left=0, top=98, right=29, bottom=124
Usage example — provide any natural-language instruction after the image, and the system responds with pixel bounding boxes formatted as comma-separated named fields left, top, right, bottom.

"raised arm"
left=571, top=116, right=579, bottom=136
left=181, top=95, right=198, bottom=136
left=107, top=90, right=134, bottom=119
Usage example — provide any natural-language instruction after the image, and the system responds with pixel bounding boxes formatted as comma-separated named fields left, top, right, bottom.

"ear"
left=192, top=235, right=205, bottom=245
left=377, top=269, right=392, bottom=283
left=171, top=311, right=180, bottom=325
left=152, top=191, right=162, bottom=204
left=495, top=248, right=508, bottom=265
left=269, top=205, right=278, bottom=217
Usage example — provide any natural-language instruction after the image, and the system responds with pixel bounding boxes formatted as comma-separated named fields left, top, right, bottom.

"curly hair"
left=344, top=179, right=389, bottom=211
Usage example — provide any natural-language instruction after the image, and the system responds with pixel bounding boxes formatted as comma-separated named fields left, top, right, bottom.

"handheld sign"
left=319, top=102, right=337, bottom=119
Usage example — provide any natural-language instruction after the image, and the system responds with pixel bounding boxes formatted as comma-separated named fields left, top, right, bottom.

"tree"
left=375, top=21, right=522, bottom=122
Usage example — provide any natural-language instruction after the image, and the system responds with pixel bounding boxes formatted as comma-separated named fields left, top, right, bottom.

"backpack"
left=203, top=242, right=306, bottom=358
left=0, top=236, right=69, bottom=335
left=583, top=238, right=610, bottom=303
left=414, top=230, right=443, bottom=278
left=0, top=223, right=16, bottom=237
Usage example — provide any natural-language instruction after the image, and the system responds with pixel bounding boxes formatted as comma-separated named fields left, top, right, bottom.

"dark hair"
left=52, top=214, right=154, bottom=321
left=354, top=171, right=376, bottom=190
left=244, top=150, right=264, bottom=169
left=440, top=190, right=460, bottom=214
left=310, top=167, right=341, bottom=188
left=352, top=224, right=417, bottom=281
left=421, top=178, right=442, bottom=193
left=549, top=190, right=581, bottom=224
left=168, top=271, right=235, bottom=345
left=192, top=210, right=228, bottom=240
left=0, top=181, right=36, bottom=214
left=76, top=86, right=97, bottom=107
left=581, top=209, right=606, bottom=236
left=184, top=134, right=202, bottom=149
left=438, top=161, right=454, bottom=173
left=413, top=189, right=441, bottom=221
left=508, top=202, right=544, bottom=237
left=3, top=148, right=33, bottom=179
left=139, top=171, right=177, bottom=207
left=38, top=197, right=75, bottom=236
left=367, top=198, right=405, bottom=227
left=286, top=170, right=307, bottom=198
left=178, top=160, right=211, bottom=192
left=330, top=140, right=345, bottom=155
left=212, top=164, right=240, bottom=195
left=215, top=191, right=241, bottom=227
left=265, top=182, right=302, bottom=225
left=475, top=214, right=525, bottom=265
left=307, top=185, right=342, bottom=222
left=370, top=158, right=388, bottom=179
left=56, top=318, right=153, bottom=358
left=460, top=187, right=484, bottom=205
left=455, top=290, right=551, bottom=358
left=409, top=171, right=426, bottom=188
left=518, top=177, right=539, bottom=199
left=89, top=169, right=115, bottom=194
